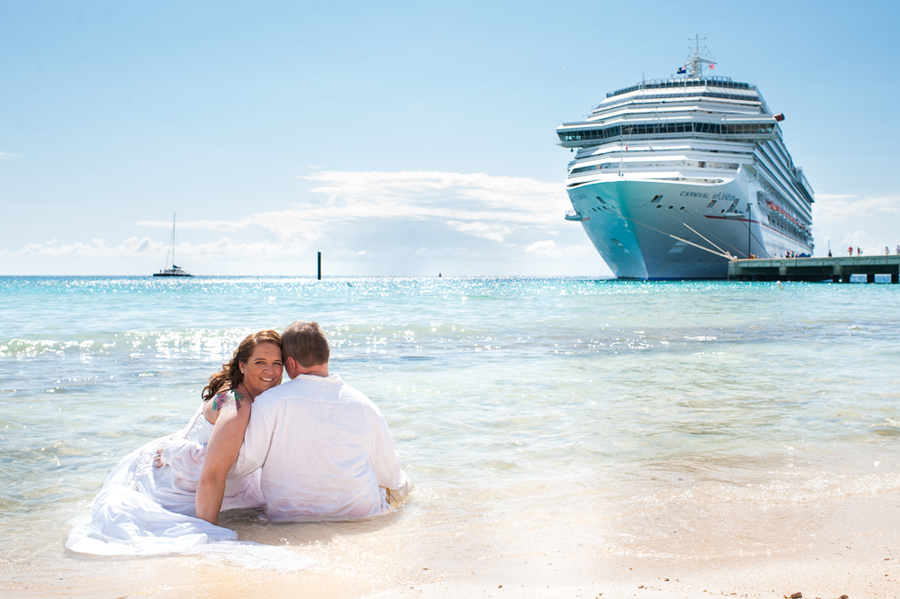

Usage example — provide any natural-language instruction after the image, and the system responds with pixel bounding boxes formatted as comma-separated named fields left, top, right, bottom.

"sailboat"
left=153, top=213, right=193, bottom=277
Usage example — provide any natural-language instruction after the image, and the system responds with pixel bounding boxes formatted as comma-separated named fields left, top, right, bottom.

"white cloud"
left=813, top=192, right=900, bottom=256
left=6, top=170, right=610, bottom=276
left=141, top=169, right=574, bottom=259
left=525, top=240, right=563, bottom=257
left=446, top=221, right=512, bottom=243
left=0, top=152, right=18, bottom=160
left=17, top=237, right=160, bottom=258
left=815, top=193, right=900, bottom=224
left=302, top=170, right=565, bottom=225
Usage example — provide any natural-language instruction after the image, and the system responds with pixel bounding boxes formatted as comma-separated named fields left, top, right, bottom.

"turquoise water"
left=2, top=276, right=900, bottom=591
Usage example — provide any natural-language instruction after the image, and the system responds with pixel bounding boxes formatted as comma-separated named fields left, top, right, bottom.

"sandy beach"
left=7, top=480, right=899, bottom=599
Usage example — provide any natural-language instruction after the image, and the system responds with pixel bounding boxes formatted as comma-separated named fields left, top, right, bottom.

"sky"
left=2, top=0, right=899, bottom=277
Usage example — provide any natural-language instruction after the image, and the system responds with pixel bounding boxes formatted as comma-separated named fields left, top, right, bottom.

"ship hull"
left=568, top=172, right=812, bottom=280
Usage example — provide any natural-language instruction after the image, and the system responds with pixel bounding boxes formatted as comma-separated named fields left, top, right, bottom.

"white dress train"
left=66, top=401, right=265, bottom=556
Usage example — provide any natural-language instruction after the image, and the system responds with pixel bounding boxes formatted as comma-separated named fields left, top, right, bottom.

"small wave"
left=199, top=541, right=315, bottom=573
left=871, top=425, right=900, bottom=438
left=0, top=338, right=96, bottom=357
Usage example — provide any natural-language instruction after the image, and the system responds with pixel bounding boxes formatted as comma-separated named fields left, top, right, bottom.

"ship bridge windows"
left=621, top=123, right=692, bottom=136
left=571, top=163, right=601, bottom=174
left=560, top=125, right=622, bottom=143
left=558, top=121, right=775, bottom=144
left=607, top=78, right=753, bottom=98
left=596, top=90, right=760, bottom=113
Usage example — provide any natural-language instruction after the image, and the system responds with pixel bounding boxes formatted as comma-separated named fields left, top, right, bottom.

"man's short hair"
left=282, top=321, right=330, bottom=367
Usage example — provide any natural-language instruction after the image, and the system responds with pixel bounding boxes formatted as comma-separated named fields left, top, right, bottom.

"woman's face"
left=240, top=342, right=283, bottom=399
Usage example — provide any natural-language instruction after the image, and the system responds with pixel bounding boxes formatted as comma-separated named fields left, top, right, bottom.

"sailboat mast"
left=154, top=212, right=192, bottom=276
left=171, top=213, right=176, bottom=268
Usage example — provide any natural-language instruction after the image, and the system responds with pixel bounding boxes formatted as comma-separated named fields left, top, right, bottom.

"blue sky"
left=2, top=0, right=899, bottom=276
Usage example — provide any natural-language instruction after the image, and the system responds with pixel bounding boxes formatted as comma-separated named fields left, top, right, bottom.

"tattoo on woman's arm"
left=211, top=390, right=244, bottom=412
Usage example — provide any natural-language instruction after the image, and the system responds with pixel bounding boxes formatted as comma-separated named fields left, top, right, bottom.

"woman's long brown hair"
left=201, top=329, right=282, bottom=402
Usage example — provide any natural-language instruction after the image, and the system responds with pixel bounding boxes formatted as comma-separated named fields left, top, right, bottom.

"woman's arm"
left=195, top=391, right=251, bottom=525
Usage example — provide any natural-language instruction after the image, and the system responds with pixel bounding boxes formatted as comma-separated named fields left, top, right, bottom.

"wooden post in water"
left=746, top=203, right=751, bottom=258
left=317, top=252, right=322, bottom=280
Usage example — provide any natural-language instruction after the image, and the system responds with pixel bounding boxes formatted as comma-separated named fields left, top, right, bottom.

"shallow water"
left=2, top=276, right=900, bottom=595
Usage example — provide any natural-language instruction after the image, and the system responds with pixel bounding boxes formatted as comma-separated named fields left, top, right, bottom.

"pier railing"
left=728, top=255, right=900, bottom=283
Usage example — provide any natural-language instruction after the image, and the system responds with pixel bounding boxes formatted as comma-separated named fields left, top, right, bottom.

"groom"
left=240, top=321, right=412, bottom=520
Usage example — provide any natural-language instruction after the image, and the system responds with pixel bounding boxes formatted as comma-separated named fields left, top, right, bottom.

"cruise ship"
left=557, top=39, right=814, bottom=279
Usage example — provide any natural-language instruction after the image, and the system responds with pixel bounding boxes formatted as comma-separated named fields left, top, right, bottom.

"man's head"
left=282, top=321, right=330, bottom=378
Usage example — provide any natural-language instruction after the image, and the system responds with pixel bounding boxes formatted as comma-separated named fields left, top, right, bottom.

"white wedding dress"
left=66, top=402, right=266, bottom=557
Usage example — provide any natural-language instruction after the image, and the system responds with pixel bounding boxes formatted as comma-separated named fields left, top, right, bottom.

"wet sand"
left=6, top=483, right=900, bottom=599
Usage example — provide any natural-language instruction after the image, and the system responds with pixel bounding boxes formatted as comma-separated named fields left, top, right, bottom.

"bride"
left=66, top=330, right=283, bottom=555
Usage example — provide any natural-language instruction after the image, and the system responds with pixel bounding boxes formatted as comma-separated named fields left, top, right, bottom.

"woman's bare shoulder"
left=203, top=389, right=250, bottom=425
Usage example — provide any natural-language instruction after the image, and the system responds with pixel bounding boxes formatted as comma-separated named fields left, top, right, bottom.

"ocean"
left=2, top=276, right=899, bottom=597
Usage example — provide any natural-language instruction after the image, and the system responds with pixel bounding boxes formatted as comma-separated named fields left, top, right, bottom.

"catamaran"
left=153, top=213, right=193, bottom=277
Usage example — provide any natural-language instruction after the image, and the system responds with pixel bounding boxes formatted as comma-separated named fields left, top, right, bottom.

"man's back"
left=242, top=373, right=406, bottom=521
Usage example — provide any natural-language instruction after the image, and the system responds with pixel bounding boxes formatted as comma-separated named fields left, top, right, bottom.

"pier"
left=728, top=255, right=900, bottom=283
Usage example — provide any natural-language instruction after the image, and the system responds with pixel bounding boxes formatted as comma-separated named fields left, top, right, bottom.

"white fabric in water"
left=66, top=403, right=264, bottom=556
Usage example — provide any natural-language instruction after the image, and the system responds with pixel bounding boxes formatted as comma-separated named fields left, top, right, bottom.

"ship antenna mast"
left=686, top=34, right=714, bottom=78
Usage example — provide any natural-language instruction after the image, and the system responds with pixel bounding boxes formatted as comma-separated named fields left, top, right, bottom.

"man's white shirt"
left=238, top=373, right=410, bottom=521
